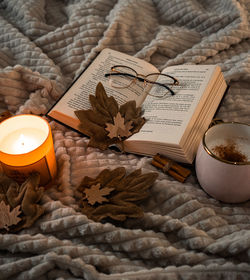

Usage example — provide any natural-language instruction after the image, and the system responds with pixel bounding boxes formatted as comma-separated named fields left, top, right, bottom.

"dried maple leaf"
left=20, top=172, right=44, bottom=229
left=74, top=82, right=145, bottom=150
left=105, top=112, right=133, bottom=140
left=83, top=183, right=114, bottom=205
left=0, top=172, right=44, bottom=232
left=0, top=200, right=21, bottom=231
left=76, top=167, right=158, bottom=222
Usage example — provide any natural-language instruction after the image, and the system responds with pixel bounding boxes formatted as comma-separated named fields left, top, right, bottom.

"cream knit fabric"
left=0, top=0, right=250, bottom=279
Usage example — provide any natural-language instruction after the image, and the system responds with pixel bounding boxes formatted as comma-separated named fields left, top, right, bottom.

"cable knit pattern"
left=0, top=0, right=250, bottom=279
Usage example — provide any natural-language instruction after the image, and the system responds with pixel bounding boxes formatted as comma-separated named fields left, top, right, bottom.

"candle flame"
left=15, top=134, right=39, bottom=154
left=20, top=134, right=26, bottom=146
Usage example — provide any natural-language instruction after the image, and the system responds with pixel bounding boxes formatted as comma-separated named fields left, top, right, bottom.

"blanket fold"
left=0, top=0, right=250, bottom=279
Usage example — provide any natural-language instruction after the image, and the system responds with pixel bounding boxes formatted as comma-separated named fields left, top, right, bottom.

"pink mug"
left=195, top=121, right=250, bottom=203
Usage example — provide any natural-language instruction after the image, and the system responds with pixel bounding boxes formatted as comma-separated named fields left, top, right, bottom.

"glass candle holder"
left=0, top=114, right=57, bottom=185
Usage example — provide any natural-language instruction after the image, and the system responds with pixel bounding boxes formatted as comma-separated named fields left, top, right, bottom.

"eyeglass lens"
left=145, top=74, right=176, bottom=98
left=109, top=66, right=137, bottom=89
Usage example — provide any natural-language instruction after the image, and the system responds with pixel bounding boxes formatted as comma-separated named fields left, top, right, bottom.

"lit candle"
left=0, top=114, right=57, bottom=185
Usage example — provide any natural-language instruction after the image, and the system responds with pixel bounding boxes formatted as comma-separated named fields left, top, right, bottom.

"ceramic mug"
left=195, top=121, right=250, bottom=203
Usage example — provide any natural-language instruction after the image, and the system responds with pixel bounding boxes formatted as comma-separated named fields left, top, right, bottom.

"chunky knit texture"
left=0, top=0, right=250, bottom=279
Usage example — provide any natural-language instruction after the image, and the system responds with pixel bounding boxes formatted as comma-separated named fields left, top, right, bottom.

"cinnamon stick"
left=153, top=154, right=191, bottom=178
left=151, top=154, right=191, bottom=182
left=168, top=169, right=187, bottom=183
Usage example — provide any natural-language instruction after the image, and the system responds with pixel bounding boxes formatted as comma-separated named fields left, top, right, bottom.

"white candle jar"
left=0, top=114, right=57, bottom=185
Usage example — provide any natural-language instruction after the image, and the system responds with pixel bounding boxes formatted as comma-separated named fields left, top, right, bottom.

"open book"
left=47, top=48, right=227, bottom=164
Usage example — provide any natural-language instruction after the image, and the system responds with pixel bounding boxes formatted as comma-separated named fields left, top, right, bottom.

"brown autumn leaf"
left=83, top=183, right=114, bottom=205
left=0, top=201, right=21, bottom=231
left=0, top=172, right=44, bottom=233
left=20, top=172, right=44, bottom=229
left=74, top=82, right=145, bottom=150
left=76, top=167, right=158, bottom=222
left=105, top=112, right=133, bottom=140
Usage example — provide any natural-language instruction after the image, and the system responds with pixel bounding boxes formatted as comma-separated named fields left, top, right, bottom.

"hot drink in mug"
left=195, top=121, right=250, bottom=203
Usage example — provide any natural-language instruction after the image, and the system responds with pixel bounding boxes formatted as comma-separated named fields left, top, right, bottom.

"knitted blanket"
left=0, top=0, right=250, bottom=279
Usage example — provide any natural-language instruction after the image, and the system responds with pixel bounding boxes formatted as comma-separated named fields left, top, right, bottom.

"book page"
left=47, top=48, right=159, bottom=124
left=127, top=65, right=218, bottom=146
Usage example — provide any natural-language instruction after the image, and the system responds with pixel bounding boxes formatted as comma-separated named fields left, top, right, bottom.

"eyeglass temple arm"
left=104, top=73, right=148, bottom=86
left=104, top=73, right=136, bottom=78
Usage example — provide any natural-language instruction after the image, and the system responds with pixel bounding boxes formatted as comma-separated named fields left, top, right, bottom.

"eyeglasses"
left=104, top=65, right=179, bottom=98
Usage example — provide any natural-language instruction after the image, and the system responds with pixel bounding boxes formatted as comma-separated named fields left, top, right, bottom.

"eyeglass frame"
left=104, top=65, right=179, bottom=97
